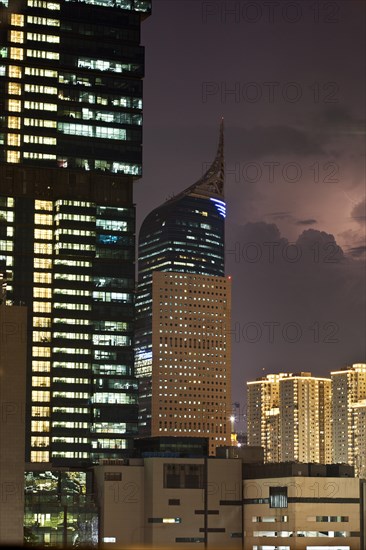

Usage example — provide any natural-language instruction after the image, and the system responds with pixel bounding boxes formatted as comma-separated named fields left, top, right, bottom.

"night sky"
left=134, top=0, right=366, bottom=429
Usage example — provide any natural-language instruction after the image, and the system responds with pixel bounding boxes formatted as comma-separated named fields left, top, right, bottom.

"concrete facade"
left=94, top=457, right=363, bottom=550
left=0, top=305, right=27, bottom=544
left=151, top=272, right=232, bottom=454
left=95, top=457, right=242, bottom=549
left=244, top=467, right=361, bottom=550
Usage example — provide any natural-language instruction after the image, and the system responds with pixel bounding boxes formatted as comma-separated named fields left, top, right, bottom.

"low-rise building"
left=94, top=456, right=243, bottom=548
left=243, top=462, right=361, bottom=550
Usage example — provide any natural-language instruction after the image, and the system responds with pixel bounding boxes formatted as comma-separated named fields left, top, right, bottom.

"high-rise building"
left=331, top=363, right=366, bottom=477
left=247, top=372, right=332, bottom=464
left=247, top=373, right=282, bottom=462
left=135, top=122, right=232, bottom=453
left=150, top=271, right=231, bottom=454
left=0, top=0, right=150, bottom=467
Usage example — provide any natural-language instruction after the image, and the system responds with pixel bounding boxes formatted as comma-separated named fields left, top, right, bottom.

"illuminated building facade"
left=247, top=372, right=332, bottom=464
left=151, top=271, right=231, bottom=454
left=0, top=0, right=150, bottom=466
left=135, top=122, right=232, bottom=452
left=331, top=363, right=366, bottom=478
left=247, top=373, right=283, bottom=462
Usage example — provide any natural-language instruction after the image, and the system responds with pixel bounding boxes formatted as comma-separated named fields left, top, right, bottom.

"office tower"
left=151, top=271, right=231, bottom=454
left=0, top=0, right=150, bottom=467
left=0, top=305, right=27, bottom=544
left=135, top=122, right=232, bottom=453
left=331, top=363, right=366, bottom=477
left=247, top=372, right=332, bottom=464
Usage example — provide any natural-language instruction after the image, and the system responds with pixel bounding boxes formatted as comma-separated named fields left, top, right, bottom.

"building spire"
left=190, top=118, right=224, bottom=200
left=165, top=120, right=225, bottom=205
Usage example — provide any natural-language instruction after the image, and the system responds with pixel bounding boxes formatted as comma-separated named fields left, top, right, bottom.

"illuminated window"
left=32, top=376, right=50, bottom=387
left=25, top=118, right=57, bottom=128
left=31, top=394, right=50, bottom=406
left=8, top=81, right=21, bottom=95
left=10, top=47, right=23, bottom=60
left=34, top=243, right=52, bottom=255
left=34, top=229, right=53, bottom=241
left=33, top=302, right=52, bottom=313
left=35, top=214, right=53, bottom=225
left=10, top=31, right=24, bottom=43
left=8, top=116, right=21, bottom=129
left=27, top=16, right=60, bottom=26
left=8, top=65, right=22, bottom=78
left=31, top=450, right=49, bottom=462
left=27, top=50, right=59, bottom=60
left=6, top=150, right=20, bottom=163
left=32, top=406, right=50, bottom=416
left=33, top=331, right=51, bottom=343
left=8, top=99, right=21, bottom=112
left=11, top=14, right=25, bottom=26
left=33, top=288, right=52, bottom=299
left=7, top=133, right=20, bottom=147
left=24, top=101, right=57, bottom=111
left=32, top=360, right=51, bottom=372
left=32, top=346, right=51, bottom=357
left=34, top=258, right=52, bottom=269
left=269, top=486, right=288, bottom=508
left=25, top=67, right=58, bottom=78
left=27, top=33, right=60, bottom=43
left=24, top=135, right=56, bottom=145
left=24, top=152, right=57, bottom=160
left=33, top=272, right=52, bottom=284
left=27, top=0, right=60, bottom=10
left=25, top=84, right=57, bottom=94
left=31, top=436, right=49, bottom=447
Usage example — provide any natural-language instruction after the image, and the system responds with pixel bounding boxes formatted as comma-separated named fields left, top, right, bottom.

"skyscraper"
left=331, top=363, right=366, bottom=477
left=247, top=372, right=332, bottom=464
left=135, top=122, right=232, bottom=452
left=0, top=0, right=150, bottom=467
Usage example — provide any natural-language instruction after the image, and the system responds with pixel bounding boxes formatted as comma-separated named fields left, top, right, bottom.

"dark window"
left=175, top=538, right=205, bottom=543
left=104, top=472, right=122, bottom=481
left=269, top=486, right=288, bottom=508
left=169, top=499, right=180, bottom=505
left=164, top=464, right=204, bottom=489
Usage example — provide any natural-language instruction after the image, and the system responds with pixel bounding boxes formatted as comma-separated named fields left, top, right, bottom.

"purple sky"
left=135, top=0, right=366, bottom=429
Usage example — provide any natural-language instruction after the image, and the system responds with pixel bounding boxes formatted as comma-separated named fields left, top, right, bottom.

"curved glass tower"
left=136, top=121, right=232, bottom=451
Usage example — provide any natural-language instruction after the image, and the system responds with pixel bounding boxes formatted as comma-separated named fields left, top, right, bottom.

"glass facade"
left=0, top=0, right=150, bottom=466
left=135, top=121, right=226, bottom=435
left=24, top=469, right=98, bottom=547
left=0, top=0, right=149, bottom=174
